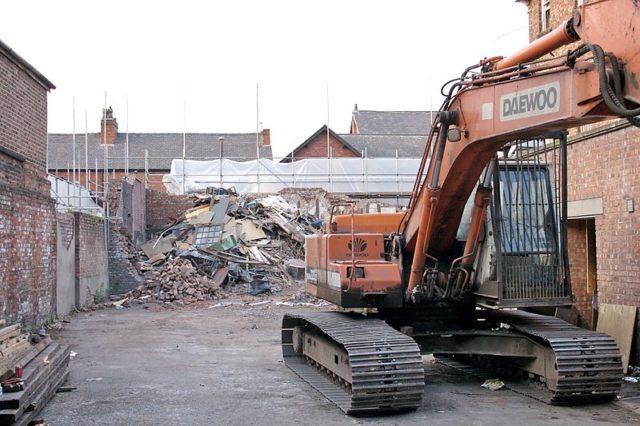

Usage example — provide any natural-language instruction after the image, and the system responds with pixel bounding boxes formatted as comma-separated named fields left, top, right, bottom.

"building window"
left=577, top=0, right=584, bottom=6
left=541, top=0, right=551, bottom=32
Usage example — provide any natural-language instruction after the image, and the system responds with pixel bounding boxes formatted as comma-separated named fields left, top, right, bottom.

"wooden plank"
left=15, top=338, right=51, bottom=372
left=0, top=343, right=63, bottom=409
left=0, top=325, right=20, bottom=343
left=1, top=337, right=52, bottom=382
left=0, top=340, right=31, bottom=377
left=0, top=344, right=68, bottom=419
left=0, top=334, right=27, bottom=351
left=15, top=368, right=69, bottom=426
left=596, top=303, right=637, bottom=372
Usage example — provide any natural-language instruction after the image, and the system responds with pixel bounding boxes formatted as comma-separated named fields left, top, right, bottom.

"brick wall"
left=0, top=153, right=57, bottom=326
left=0, top=46, right=55, bottom=326
left=74, top=212, right=109, bottom=305
left=146, top=189, right=195, bottom=232
left=0, top=53, right=48, bottom=169
left=565, top=126, right=640, bottom=307
left=293, top=133, right=359, bottom=159
left=107, top=180, right=144, bottom=295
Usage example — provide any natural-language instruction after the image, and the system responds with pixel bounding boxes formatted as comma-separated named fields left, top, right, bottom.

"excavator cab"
left=473, top=135, right=572, bottom=308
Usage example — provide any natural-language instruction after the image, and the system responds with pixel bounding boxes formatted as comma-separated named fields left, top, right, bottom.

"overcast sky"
left=1, top=1, right=529, bottom=158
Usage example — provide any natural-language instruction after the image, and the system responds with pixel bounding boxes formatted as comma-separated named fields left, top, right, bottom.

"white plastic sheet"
left=163, top=158, right=424, bottom=195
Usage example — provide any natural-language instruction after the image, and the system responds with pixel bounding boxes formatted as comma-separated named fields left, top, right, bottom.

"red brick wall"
left=74, top=212, right=108, bottom=304
left=293, top=133, right=359, bottom=158
left=0, top=153, right=57, bottom=326
left=0, top=53, right=49, bottom=170
left=146, top=189, right=195, bottom=231
left=565, top=126, right=640, bottom=308
left=0, top=48, right=55, bottom=326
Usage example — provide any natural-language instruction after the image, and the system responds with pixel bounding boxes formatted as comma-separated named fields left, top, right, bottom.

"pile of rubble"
left=119, top=189, right=323, bottom=306
left=129, top=258, right=224, bottom=305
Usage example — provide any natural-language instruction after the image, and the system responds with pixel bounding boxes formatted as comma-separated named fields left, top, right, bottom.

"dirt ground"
left=40, top=301, right=640, bottom=425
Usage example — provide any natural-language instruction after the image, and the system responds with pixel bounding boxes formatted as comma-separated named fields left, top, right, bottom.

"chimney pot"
left=262, top=128, right=271, bottom=146
left=100, top=107, right=118, bottom=144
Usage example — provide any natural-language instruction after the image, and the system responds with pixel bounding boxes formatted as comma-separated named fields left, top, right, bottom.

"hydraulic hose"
left=586, top=42, right=640, bottom=126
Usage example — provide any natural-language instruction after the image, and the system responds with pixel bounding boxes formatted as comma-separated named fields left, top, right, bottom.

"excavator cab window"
left=497, top=166, right=558, bottom=255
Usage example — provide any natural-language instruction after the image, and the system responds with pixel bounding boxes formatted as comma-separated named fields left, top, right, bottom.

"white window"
left=577, top=0, right=584, bottom=6
left=541, top=0, right=551, bottom=32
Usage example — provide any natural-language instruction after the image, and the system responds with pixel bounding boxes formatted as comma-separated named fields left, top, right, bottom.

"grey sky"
left=1, top=0, right=529, bottom=158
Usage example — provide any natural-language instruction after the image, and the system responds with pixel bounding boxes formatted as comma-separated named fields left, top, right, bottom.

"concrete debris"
left=126, top=258, right=222, bottom=305
left=130, top=190, right=323, bottom=304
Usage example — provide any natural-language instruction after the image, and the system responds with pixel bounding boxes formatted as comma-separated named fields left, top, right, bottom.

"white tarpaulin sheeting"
left=163, top=158, right=424, bottom=195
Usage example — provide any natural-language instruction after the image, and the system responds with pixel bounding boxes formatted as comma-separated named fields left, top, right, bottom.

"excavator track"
left=496, top=310, right=623, bottom=404
left=282, top=312, right=424, bottom=414
left=438, top=310, right=623, bottom=405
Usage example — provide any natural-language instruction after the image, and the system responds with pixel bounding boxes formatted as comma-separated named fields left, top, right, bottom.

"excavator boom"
left=404, top=0, right=640, bottom=296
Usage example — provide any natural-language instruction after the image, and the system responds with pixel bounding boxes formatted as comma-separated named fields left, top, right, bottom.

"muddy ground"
left=41, top=301, right=640, bottom=425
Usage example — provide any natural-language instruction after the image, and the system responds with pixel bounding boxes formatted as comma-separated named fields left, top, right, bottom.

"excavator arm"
left=403, top=0, right=640, bottom=297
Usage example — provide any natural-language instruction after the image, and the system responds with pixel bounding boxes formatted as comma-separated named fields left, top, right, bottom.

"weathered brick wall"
left=0, top=153, right=57, bottom=326
left=293, top=133, right=359, bottom=158
left=74, top=212, right=109, bottom=305
left=146, top=189, right=195, bottom=232
left=0, top=42, right=56, bottom=327
left=107, top=180, right=144, bottom=295
left=0, top=54, right=48, bottom=169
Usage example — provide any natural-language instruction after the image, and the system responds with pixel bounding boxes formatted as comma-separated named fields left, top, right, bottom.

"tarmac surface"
left=41, top=301, right=640, bottom=425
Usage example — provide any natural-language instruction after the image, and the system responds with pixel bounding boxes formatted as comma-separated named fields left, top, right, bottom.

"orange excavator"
left=282, top=0, right=640, bottom=414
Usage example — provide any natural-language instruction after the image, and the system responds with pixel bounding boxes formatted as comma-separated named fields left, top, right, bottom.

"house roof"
left=339, top=134, right=428, bottom=158
left=280, top=125, right=428, bottom=162
left=47, top=132, right=273, bottom=170
left=351, top=110, right=436, bottom=135
left=0, top=38, right=55, bottom=90
left=281, top=125, right=361, bottom=161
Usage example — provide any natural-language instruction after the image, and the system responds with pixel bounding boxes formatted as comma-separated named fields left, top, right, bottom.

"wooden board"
left=596, top=303, right=637, bottom=372
left=0, top=344, right=69, bottom=421
left=0, top=339, right=31, bottom=377
left=0, top=325, right=20, bottom=343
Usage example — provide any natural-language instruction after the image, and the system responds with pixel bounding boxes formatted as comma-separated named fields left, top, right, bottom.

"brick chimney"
left=100, top=107, right=118, bottom=144
left=261, top=128, right=271, bottom=146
